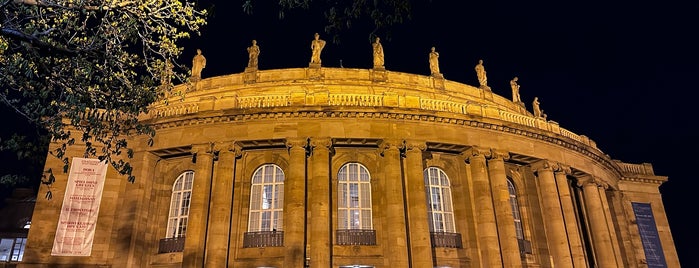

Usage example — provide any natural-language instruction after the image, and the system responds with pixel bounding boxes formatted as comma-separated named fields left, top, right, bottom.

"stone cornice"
left=618, top=176, right=668, bottom=185
left=148, top=109, right=620, bottom=178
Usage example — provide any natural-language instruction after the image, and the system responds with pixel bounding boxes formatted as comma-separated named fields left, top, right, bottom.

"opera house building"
left=19, top=49, right=679, bottom=267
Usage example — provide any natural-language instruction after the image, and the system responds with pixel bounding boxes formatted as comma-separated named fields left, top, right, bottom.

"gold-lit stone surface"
left=21, top=67, right=678, bottom=268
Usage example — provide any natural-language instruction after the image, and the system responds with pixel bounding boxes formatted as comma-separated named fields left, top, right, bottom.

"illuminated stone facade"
left=21, top=67, right=678, bottom=267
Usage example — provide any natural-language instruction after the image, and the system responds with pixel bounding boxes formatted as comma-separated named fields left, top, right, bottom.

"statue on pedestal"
left=429, top=47, right=441, bottom=77
left=510, top=77, right=521, bottom=103
left=247, top=39, right=260, bottom=68
left=191, top=49, right=206, bottom=81
left=372, top=37, right=384, bottom=69
left=310, top=33, right=326, bottom=66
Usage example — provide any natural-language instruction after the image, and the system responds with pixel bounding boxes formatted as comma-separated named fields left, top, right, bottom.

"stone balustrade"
left=615, top=161, right=656, bottom=176
left=144, top=68, right=600, bottom=150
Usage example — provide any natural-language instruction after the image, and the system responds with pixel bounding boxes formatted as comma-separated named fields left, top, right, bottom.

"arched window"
left=338, top=163, right=372, bottom=229
left=507, top=179, right=524, bottom=239
left=166, top=171, right=194, bottom=238
left=424, top=167, right=456, bottom=233
left=248, top=164, right=285, bottom=232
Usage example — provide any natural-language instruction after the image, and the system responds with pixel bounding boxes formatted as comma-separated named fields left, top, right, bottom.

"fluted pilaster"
left=309, top=137, right=332, bottom=268
left=182, top=143, right=216, bottom=268
left=578, top=175, right=617, bottom=267
left=532, top=160, right=573, bottom=268
left=404, top=140, right=433, bottom=268
left=284, top=137, right=308, bottom=268
left=379, top=139, right=409, bottom=267
left=464, top=146, right=502, bottom=268
left=488, top=149, right=521, bottom=268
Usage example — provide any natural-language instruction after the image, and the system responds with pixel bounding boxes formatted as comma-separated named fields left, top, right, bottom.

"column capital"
left=462, top=145, right=491, bottom=162
left=576, top=175, right=608, bottom=189
left=554, top=163, right=572, bottom=175
left=191, top=142, right=216, bottom=155
left=286, top=137, right=309, bottom=149
left=216, top=142, right=243, bottom=159
left=379, top=138, right=404, bottom=156
left=489, top=148, right=510, bottom=161
left=404, top=140, right=427, bottom=152
left=309, top=137, right=333, bottom=155
left=531, top=159, right=557, bottom=172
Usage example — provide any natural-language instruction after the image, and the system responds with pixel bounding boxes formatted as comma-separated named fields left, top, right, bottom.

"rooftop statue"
left=475, top=59, right=488, bottom=89
left=247, top=40, right=260, bottom=68
left=310, top=33, right=326, bottom=65
left=429, top=47, right=441, bottom=76
left=373, top=37, right=385, bottom=68
left=533, top=97, right=542, bottom=118
left=191, top=49, right=206, bottom=81
left=510, top=77, right=521, bottom=103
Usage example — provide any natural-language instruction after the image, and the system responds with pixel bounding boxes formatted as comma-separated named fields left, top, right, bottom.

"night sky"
left=187, top=1, right=699, bottom=266
left=2, top=0, right=698, bottom=266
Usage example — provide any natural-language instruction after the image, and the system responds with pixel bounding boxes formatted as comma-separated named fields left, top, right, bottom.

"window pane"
left=434, top=213, right=444, bottom=232
left=508, top=179, right=525, bottom=239
left=350, top=209, right=360, bottom=229
left=273, top=211, right=282, bottom=231
left=444, top=214, right=455, bottom=233
left=361, top=210, right=372, bottom=229
left=349, top=183, right=359, bottom=208
left=442, top=188, right=453, bottom=212
left=339, top=184, right=347, bottom=208
left=276, top=185, right=284, bottom=208
left=360, top=168, right=369, bottom=182
left=338, top=209, right=347, bottom=229
left=0, top=239, right=12, bottom=261
left=12, top=238, right=26, bottom=261
left=263, top=185, right=273, bottom=209
left=261, top=211, right=271, bottom=231
left=431, top=187, right=441, bottom=210
left=249, top=212, right=259, bottom=232
left=360, top=184, right=371, bottom=208
left=338, top=166, right=347, bottom=182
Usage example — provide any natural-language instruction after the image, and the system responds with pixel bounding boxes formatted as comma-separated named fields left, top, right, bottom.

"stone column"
left=554, top=165, right=587, bottom=268
left=488, top=149, right=521, bottom=268
left=464, top=146, right=502, bottom=267
left=205, top=142, right=240, bottom=268
left=404, top=140, right=433, bottom=268
left=533, top=160, right=573, bottom=268
left=284, top=137, right=308, bottom=268
left=182, top=143, right=216, bottom=268
left=380, top=139, right=409, bottom=267
left=578, top=176, right=617, bottom=267
left=309, top=137, right=332, bottom=268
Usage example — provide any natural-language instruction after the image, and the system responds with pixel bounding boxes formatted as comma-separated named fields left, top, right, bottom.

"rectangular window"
left=0, top=239, right=12, bottom=261
left=11, top=238, right=26, bottom=261
left=0, top=238, right=26, bottom=262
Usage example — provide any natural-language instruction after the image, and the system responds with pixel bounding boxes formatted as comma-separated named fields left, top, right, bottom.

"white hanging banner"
left=51, top=157, right=108, bottom=256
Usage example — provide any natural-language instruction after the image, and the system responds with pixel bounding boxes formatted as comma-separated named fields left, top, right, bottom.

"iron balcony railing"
left=430, top=232, right=463, bottom=248
left=336, top=229, right=376, bottom=245
left=158, top=237, right=185, bottom=253
left=243, top=231, right=284, bottom=248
